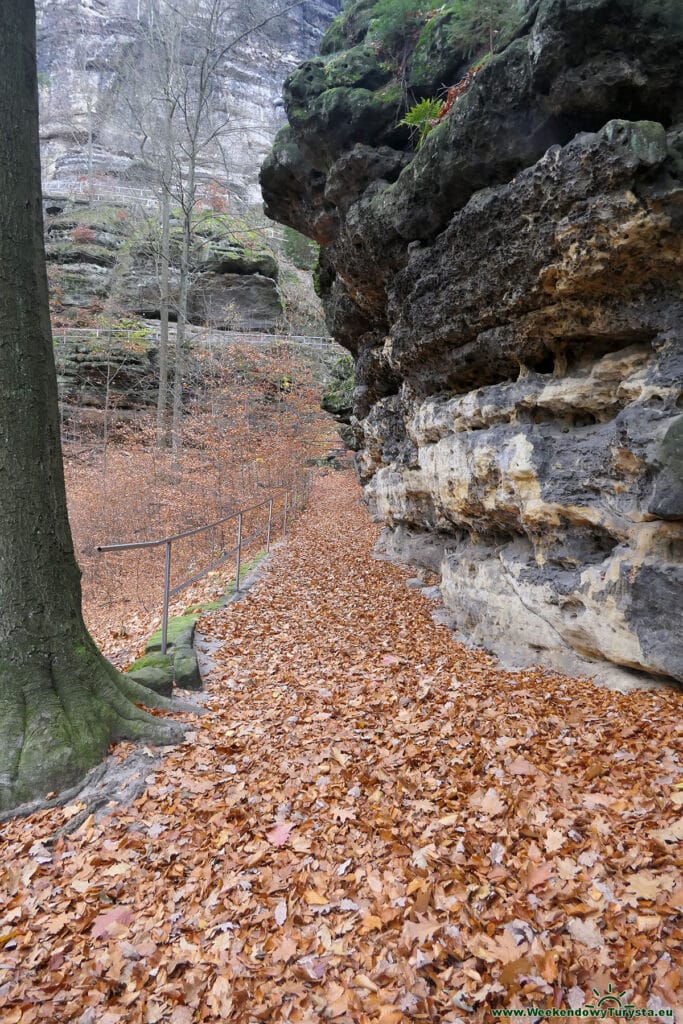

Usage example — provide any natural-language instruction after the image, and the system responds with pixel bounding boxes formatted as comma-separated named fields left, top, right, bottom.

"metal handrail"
left=52, top=326, right=336, bottom=349
left=97, top=482, right=309, bottom=654
left=97, top=497, right=272, bottom=551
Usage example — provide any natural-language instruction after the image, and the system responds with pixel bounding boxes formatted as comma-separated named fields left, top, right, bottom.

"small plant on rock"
left=452, top=0, right=521, bottom=57
left=399, top=95, right=444, bottom=148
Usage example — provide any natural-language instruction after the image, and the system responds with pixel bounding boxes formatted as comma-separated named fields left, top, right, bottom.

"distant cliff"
left=262, top=0, right=683, bottom=690
left=37, top=0, right=342, bottom=203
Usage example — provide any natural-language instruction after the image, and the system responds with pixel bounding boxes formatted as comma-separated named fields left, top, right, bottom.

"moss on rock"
left=127, top=651, right=173, bottom=675
left=320, top=0, right=376, bottom=54
left=322, top=354, right=354, bottom=419
left=146, top=615, right=197, bottom=654
left=173, top=647, right=202, bottom=691
left=127, top=666, right=174, bottom=697
left=409, top=4, right=474, bottom=95
left=288, top=84, right=406, bottom=167
left=324, top=45, right=393, bottom=92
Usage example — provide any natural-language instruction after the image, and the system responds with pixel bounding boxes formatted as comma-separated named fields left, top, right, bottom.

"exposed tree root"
left=0, top=630, right=195, bottom=815
left=0, top=763, right=109, bottom=825
left=48, top=795, right=110, bottom=844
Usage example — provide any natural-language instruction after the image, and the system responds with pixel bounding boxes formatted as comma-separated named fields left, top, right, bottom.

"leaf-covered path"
left=1, top=471, right=681, bottom=1023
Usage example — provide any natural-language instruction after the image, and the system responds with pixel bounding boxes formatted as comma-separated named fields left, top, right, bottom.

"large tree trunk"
left=0, top=0, right=184, bottom=814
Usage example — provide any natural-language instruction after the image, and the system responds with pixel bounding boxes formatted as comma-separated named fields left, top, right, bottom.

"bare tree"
left=122, top=0, right=308, bottom=451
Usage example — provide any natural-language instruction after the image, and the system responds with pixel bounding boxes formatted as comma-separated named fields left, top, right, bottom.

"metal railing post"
left=283, top=492, right=289, bottom=538
left=161, top=541, right=172, bottom=655
left=266, top=498, right=273, bottom=553
left=235, top=511, right=243, bottom=592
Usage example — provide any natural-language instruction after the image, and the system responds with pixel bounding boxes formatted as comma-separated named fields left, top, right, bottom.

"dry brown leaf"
left=476, top=787, right=506, bottom=816
left=566, top=917, right=603, bottom=949
left=266, top=821, right=294, bottom=846
left=401, top=915, right=442, bottom=946
left=649, top=820, right=683, bottom=845
left=304, top=889, right=329, bottom=906
left=525, top=861, right=554, bottom=891
left=544, top=828, right=565, bottom=853
left=206, top=976, right=234, bottom=1016
left=636, top=915, right=662, bottom=932
left=272, top=934, right=298, bottom=963
left=506, top=756, right=538, bottom=776
left=91, top=906, right=134, bottom=941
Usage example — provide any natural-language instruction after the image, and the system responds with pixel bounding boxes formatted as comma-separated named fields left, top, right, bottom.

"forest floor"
left=0, top=471, right=681, bottom=1024
left=62, top=340, right=335, bottom=667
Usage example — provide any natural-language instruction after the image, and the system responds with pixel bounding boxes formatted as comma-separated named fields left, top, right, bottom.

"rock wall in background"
left=44, top=198, right=283, bottom=331
left=262, top=0, right=683, bottom=689
left=36, top=0, right=342, bottom=203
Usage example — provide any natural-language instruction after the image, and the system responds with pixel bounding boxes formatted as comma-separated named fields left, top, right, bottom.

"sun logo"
left=591, top=985, right=628, bottom=1010
left=583, top=984, right=638, bottom=1017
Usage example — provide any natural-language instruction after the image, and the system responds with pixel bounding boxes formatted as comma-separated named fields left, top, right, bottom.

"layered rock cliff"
left=36, top=0, right=342, bottom=202
left=44, top=198, right=283, bottom=330
left=262, top=0, right=683, bottom=689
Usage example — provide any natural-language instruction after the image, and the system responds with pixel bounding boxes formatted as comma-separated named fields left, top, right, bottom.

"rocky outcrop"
left=262, top=0, right=683, bottom=689
left=321, top=354, right=357, bottom=446
left=55, top=332, right=157, bottom=410
left=114, top=220, right=284, bottom=331
left=45, top=198, right=284, bottom=330
left=45, top=201, right=130, bottom=311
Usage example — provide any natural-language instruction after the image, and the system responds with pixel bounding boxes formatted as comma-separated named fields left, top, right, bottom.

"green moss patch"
left=146, top=614, right=198, bottom=654
left=127, top=651, right=173, bottom=675
left=127, top=666, right=174, bottom=698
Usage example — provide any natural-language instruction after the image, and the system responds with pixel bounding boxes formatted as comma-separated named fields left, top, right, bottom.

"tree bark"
left=0, top=0, right=185, bottom=814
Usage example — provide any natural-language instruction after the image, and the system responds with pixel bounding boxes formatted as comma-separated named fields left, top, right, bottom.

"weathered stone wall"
left=262, top=0, right=683, bottom=689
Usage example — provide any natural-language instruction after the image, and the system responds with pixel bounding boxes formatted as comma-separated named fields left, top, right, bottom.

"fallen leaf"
left=525, top=861, right=554, bottom=891
left=636, top=915, right=661, bottom=932
left=472, top=928, right=525, bottom=965
left=304, top=889, right=329, bottom=906
left=272, top=934, right=298, bottom=963
left=499, top=956, right=533, bottom=985
left=475, top=788, right=506, bottom=817
left=401, top=915, right=441, bottom=946
left=566, top=917, right=603, bottom=949
left=267, top=821, right=294, bottom=846
left=544, top=828, right=565, bottom=853
left=506, top=755, right=537, bottom=776
left=649, top=820, right=683, bottom=845
left=91, top=906, right=134, bottom=941
left=206, top=976, right=233, bottom=1016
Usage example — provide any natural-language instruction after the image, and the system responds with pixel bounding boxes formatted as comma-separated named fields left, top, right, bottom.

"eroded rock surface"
left=44, top=198, right=283, bottom=330
left=262, top=0, right=683, bottom=688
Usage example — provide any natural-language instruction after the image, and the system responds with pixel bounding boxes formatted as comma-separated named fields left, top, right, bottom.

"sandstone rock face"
left=262, top=0, right=683, bottom=689
left=45, top=198, right=284, bottom=330
left=55, top=334, right=158, bottom=410
left=36, top=0, right=342, bottom=202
